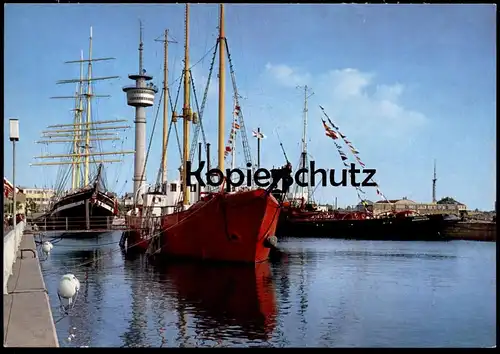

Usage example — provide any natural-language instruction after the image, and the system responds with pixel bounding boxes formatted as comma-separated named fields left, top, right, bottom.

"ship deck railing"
left=124, top=215, right=163, bottom=229
left=26, top=216, right=142, bottom=234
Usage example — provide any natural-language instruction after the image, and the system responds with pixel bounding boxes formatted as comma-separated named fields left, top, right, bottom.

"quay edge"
left=442, top=220, right=497, bottom=242
left=3, top=222, right=59, bottom=347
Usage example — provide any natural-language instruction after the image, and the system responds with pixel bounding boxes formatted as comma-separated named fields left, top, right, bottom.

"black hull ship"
left=41, top=165, right=118, bottom=235
left=276, top=209, right=460, bottom=241
left=275, top=103, right=461, bottom=242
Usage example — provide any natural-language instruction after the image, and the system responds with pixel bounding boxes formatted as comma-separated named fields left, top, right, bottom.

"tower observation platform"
left=123, top=72, right=158, bottom=107
left=123, top=22, right=158, bottom=205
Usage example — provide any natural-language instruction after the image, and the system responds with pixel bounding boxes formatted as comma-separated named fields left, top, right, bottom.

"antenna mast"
left=295, top=85, right=314, bottom=203
left=123, top=21, right=158, bottom=206
left=432, top=159, right=437, bottom=203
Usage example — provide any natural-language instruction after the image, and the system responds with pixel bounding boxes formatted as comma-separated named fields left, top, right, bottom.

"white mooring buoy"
left=58, top=274, right=80, bottom=299
left=41, top=241, right=54, bottom=255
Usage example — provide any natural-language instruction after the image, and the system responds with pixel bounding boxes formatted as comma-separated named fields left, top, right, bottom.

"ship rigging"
left=32, top=27, right=133, bottom=234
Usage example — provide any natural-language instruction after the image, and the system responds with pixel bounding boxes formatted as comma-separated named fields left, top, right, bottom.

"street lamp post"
left=9, top=119, right=19, bottom=229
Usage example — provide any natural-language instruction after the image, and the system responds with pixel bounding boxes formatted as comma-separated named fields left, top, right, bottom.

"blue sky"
left=4, top=4, right=496, bottom=210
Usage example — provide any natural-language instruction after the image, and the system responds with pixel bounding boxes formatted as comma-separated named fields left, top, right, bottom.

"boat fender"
left=265, top=236, right=278, bottom=248
left=58, top=274, right=80, bottom=299
left=41, top=241, right=54, bottom=255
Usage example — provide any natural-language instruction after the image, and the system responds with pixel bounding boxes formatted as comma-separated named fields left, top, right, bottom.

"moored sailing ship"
left=48, top=164, right=119, bottom=231
left=32, top=28, right=132, bottom=234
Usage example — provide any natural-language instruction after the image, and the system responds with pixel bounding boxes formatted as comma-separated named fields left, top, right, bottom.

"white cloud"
left=264, top=63, right=427, bottom=141
left=264, top=63, right=311, bottom=88
left=374, top=83, right=404, bottom=102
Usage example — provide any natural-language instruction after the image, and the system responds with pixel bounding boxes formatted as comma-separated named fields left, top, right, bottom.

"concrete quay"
left=3, top=223, right=59, bottom=347
left=443, top=221, right=497, bottom=242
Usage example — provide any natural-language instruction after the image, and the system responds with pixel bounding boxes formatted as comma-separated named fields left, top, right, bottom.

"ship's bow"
left=161, top=188, right=281, bottom=263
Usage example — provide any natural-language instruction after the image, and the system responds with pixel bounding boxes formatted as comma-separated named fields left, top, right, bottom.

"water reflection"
left=43, top=246, right=110, bottom=347
left=120, top=253, right=149, bottom=348
left=39, top=234, right=496, bottom=347
left=155, top=261, right=277, bottom=345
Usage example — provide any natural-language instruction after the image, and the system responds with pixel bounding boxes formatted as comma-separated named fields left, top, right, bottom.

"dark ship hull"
left=40, top=166, right=118, bottom=236
left=276, top=210, right=460, bottom=241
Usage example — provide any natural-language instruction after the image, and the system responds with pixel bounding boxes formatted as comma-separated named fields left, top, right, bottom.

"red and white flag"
left=252, top=130, right=265, bottom=139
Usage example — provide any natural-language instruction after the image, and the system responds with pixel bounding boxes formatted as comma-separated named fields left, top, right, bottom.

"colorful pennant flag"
left=224, top=103, right=243, bottom=160
left=322, top=120, right=338, bottom=139
left=319, top=105, right=391, bottom=204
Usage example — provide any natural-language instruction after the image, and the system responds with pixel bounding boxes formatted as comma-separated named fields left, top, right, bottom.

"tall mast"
left=182, top=4, right=191, bottom=206
left=70, top=51, right=84, bottom=190
left=84, top=27, right=93, bottom=186
left=123, top=21, right=158, bottom=206
left=432, top=159, right=437, bottom=203
left=154, top=30, right=176, bottom=191
left=296, top=85, right=314, bottom=202
left=71, top=82, right=79, bottom=189
left=75, top=50, right=84, bottom=189
left=162, top=29, right=169, bottom=187
left=218, top=3, right=226, bottom=171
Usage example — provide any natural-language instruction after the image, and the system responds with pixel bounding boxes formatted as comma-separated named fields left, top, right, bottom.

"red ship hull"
left=123, top=215, right=150, bottom=252
left=158, top=261, right=277, bottom=341
left=158, top=188, right=280, bottom=263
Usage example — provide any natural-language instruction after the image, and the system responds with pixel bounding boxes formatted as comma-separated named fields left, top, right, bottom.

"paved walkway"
left=3, top=234, right=59, bottom=347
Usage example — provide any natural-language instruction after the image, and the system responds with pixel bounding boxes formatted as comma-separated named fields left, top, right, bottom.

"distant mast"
left=432, top=159, right=437, bottom=203
left=295, top=85, right=314, bottom=203
left=123, top=21, right=158, bottom=206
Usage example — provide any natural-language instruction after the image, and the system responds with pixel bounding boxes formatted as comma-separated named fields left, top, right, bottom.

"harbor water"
left=39, top=232, right=496, bottom=347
